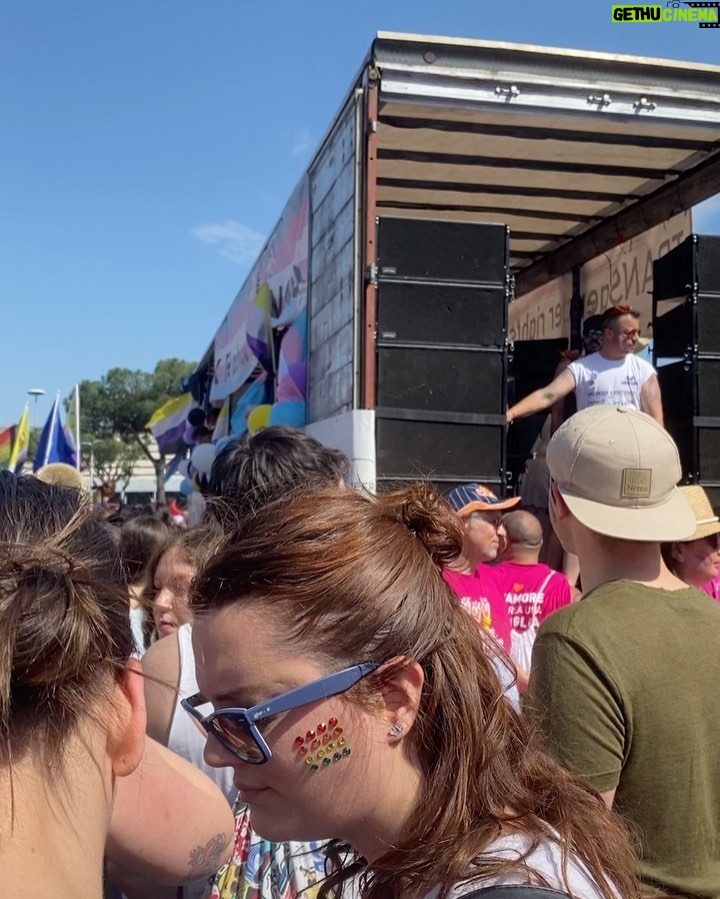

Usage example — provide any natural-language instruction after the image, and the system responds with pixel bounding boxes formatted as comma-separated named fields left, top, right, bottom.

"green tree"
left=83, top=438, right=141, bottom=493
left=74, top=358, right=196, bottom=504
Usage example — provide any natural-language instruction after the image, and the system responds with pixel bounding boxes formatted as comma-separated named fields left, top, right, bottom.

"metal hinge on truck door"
left=366, top=263, right=378, bottom=286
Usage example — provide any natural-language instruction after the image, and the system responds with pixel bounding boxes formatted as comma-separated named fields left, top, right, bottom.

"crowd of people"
left=3, top=305, right=720, bottom=899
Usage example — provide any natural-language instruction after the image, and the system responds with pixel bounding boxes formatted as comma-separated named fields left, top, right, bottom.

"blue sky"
left=2, top=0, right=719, bottom=427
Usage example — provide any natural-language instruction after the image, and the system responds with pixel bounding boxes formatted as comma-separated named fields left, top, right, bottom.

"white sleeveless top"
left=568, top=352, right=655, bottom=411
left=168, top=623, right=237, bottom=803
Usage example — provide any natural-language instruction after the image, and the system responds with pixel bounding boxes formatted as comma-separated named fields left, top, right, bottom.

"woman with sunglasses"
left=662, top=485, right=720, bottom=594
left=189, top=483, right=640, bottom=899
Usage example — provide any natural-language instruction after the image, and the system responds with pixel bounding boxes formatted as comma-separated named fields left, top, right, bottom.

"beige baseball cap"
left=546, top=406, right=696, bottom=542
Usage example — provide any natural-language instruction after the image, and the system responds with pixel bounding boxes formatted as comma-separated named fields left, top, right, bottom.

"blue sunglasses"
left=182, top=662, right=379, bottom=765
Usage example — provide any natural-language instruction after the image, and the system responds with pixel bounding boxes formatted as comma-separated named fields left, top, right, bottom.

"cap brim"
left=460, top=496, right=521, bottom=516
left=558, top=485, right=696, bottom=542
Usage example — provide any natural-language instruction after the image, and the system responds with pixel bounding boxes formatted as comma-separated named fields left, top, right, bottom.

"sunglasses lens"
left=211, top=716, right=265, bottom=762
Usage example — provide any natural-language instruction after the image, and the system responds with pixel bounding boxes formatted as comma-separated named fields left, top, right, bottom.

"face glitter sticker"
left=296, top=716, right=352, bottom=772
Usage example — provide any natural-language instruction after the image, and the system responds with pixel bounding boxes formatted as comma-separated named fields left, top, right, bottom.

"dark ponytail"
left=0, top=472, right=133, bottom=761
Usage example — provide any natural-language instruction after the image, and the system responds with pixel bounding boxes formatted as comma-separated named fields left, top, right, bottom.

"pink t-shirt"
left=492, top=561, right=572, bottom=672
left=443, top=566, right=512, bottom=652
left=701, top=577, right=720, bottom=601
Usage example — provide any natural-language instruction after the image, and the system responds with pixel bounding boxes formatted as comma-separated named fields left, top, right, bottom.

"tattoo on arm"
left=187, top=832, right=230, bottom=880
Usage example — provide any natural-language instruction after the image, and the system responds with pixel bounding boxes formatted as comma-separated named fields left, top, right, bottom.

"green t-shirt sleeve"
left=527, top=631, right=626, bottom=794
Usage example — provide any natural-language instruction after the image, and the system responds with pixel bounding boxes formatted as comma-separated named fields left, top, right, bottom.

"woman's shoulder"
left=433, top=834, right=611, bottom=899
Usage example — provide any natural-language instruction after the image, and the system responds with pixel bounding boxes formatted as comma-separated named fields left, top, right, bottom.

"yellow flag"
left=10, top=404, right=30, bottom=472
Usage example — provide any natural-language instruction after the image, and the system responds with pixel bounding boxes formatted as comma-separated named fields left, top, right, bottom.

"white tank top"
left=168, top=623, right=237, bottom=803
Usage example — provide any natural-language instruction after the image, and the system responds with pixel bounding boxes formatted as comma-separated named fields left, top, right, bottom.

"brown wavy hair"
left=192, top=483, right=640, bottom=899
left=141, top=525, right=221, bottom=641
left=0, top=472, right=133, bottom=764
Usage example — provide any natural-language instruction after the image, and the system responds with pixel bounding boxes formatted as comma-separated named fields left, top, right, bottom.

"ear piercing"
left=389, top=722, right=404, bottom=738
left=296, top=718, right=351, bottom=772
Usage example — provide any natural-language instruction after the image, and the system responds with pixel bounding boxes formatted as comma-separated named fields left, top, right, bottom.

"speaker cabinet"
left=376, top=218, right=510, bottom=284
left=653, top=234, right=720, bottom=491
left=652, top=292, right=720, bottom=358
left=658, top=360, right=720, bottom=482
left=374, top=217, right=510, bottom=491
left=376, top=417, right=506, bottom=488
left=653, top=234, right=720, bottom=303
left=377, top=280, right=506, bottom=349
left=377, top=346, right=504, bottom=416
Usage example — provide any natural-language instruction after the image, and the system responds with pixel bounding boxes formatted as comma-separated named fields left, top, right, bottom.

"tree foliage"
left=86, top=438, right=141, bottom=491
left=73, top=358, right=196, bottom=502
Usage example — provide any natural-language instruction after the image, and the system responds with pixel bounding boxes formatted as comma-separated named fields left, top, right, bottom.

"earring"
left=388, top=722, right=404, bottom=738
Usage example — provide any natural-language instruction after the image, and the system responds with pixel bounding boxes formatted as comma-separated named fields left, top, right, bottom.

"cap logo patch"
left=621, top=468, right=652, bottom=498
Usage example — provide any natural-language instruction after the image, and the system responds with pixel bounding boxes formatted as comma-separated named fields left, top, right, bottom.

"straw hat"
left=677, top=485, right=720, bottom=542
left=35, top=462, right=85, bottom=491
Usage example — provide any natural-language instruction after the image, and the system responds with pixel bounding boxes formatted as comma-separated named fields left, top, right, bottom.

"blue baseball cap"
left=443, top=483, right=520, bottom=517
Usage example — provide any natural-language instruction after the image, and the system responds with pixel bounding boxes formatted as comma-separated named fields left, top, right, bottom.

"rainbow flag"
left=9, top=405, right=30, bottom=473
left=0, top=426, right=15, bottom=470
left=146, top=393, right=196, bottom=454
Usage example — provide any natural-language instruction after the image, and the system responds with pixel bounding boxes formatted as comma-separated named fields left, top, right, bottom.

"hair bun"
left=382, top=482, right=464, bottom=568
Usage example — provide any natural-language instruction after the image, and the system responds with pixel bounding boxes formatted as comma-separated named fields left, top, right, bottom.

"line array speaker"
left=653, top=234, right=720, bottom=495
left=374, top=217, right=511, bottom=491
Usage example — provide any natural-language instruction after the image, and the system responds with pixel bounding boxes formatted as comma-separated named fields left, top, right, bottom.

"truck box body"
left=205, top=33, right=720, bottom=491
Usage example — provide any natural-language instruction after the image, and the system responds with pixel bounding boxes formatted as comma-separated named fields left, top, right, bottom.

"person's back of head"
left=191, top=481, right=639, bottom=899
left=0, top=471, right=137, bottom=765
left=501, top=509, right=544, bottom=562
left=207, top=425, right=349, bottom=528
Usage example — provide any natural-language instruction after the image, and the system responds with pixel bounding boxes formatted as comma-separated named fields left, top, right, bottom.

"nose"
left=496, top=522, right=507, bottom=538
left=154, top=588, right=173, bottom=614
left=204, top=732, right=239, bottom=770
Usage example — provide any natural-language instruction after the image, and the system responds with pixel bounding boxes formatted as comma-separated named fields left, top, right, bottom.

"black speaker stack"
left=373, top=217, right=511, bottom=493
left=653, top=234, right=720, bottom=508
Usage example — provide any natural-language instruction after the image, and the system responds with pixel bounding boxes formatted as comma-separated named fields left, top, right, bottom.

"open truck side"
left=205, top=33, right=720, bottom=491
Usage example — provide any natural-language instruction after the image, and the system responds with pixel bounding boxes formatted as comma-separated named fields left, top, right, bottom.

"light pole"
left=27, top=388, right=45, bottom=429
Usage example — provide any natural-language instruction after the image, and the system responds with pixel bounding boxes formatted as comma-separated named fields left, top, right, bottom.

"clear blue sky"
left=2, top=0, right=719, bottom=427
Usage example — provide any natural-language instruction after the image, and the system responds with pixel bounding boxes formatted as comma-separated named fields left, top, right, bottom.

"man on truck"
left=506, top=305, right=664, bottom=426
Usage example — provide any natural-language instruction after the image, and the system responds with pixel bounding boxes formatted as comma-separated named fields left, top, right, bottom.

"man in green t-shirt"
left=527, top=405, right=720, bottom=898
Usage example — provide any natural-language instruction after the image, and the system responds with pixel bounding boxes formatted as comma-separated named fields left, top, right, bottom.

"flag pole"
left=43, top=393, right=60, bottom=469
left=74, top=384, right=81, bottom=469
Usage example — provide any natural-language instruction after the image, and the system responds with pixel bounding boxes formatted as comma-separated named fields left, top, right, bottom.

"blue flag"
left=34, top=393, right=77, bottom=472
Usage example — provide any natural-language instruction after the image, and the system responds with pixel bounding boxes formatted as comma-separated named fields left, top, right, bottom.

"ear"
left=671, top=542, right=686, bottom=564
left=378, top=659, right=424, bottom=740
left=107, top=658, right=147, bottom=778
left=549, top=481, right=570, bottom=521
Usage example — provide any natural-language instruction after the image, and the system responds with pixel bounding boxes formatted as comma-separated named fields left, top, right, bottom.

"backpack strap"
left=459, top=887, right=573, bottom=899
left=536, top=570, right=556, bottom=599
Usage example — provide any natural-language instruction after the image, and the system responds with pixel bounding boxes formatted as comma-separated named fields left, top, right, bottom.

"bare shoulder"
left=142, top=633, right=182, bottom=744
left=142, top=631, right=181, bottom=684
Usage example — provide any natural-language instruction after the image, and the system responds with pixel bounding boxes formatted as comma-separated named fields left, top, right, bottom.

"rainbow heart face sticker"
left=294, top=717, right=351, bottom=772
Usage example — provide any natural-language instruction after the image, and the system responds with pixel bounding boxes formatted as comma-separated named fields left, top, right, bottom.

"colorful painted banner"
left=210, top=177, right=310, bottom=402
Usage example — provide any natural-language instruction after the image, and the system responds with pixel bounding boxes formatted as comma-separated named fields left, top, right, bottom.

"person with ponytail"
left=188, top=483, right=641, bottom=899
left=0, top=471, right=146, bottom=897
left=0, top=471, right=234, bottom=898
